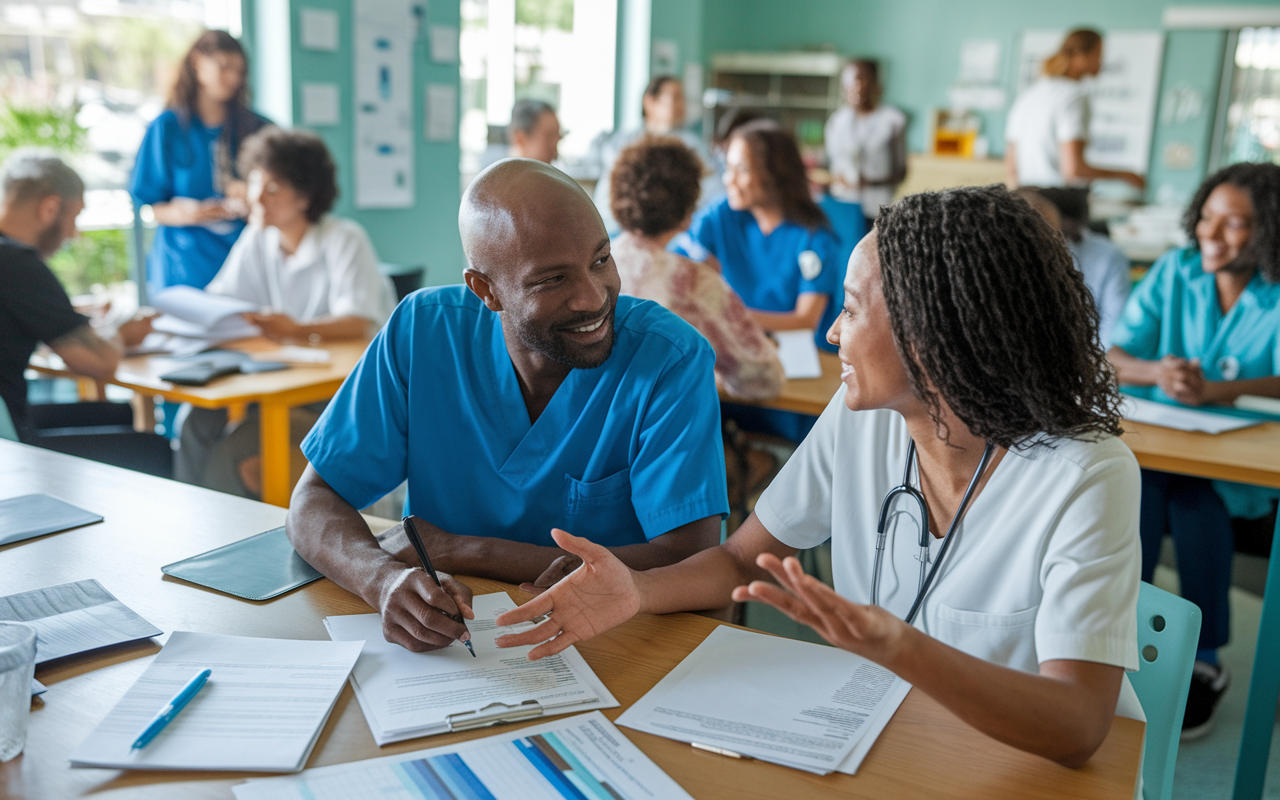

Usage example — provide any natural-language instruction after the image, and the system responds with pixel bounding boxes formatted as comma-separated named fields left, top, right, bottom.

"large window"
left=0, top=0, right=240, bottom=293
left=1217, top=27, right=1280, bottom=168
left=459, top=0, right=616, bottom=182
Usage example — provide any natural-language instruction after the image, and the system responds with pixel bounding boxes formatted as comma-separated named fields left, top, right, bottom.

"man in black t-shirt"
left=0, top=150, right=153, bottom=442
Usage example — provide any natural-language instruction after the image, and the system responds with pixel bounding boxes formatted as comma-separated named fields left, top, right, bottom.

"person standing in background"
left=823, top=59, right=907, bottom=221
left=591, top=76, right=719, bottom=235
left=131, top=30, right=270, bottom=292
left=506, top=100, right=562, bottom=164
left=1005, top=29, right=1144, bottom=191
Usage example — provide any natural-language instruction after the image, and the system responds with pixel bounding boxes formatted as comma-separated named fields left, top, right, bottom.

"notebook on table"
left=0, top=494, right=102, bottom=547
left=161, top=527, right=323, bottom=601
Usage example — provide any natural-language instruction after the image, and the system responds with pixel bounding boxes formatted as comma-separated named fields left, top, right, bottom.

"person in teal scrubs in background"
left=286, top=160, right=728, bottom=653
left=1108, top=162, right=1280, bottom=740
left=131, top=30, right=269, bottom=291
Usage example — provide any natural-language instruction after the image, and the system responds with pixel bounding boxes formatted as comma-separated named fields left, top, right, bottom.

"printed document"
left=617, top=626, right=909, bottom=775
left=1122, top=395, right=1259, bottom=434
left=325, top=592, right=617, bottom=745
left=0, top=578, right=160, bottom=663
left=232, top=711, right=692, bottom=800
left=69, top=631, right=363, bottom=771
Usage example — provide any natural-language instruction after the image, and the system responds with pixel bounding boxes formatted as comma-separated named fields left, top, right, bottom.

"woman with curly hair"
left=1108, top=161, right=1280, bottom=738
left=610, top=136, right=783, bottom=401
left=495, top=185, right=1144, bottom=768
left=177, top=128, right=396, bottom=499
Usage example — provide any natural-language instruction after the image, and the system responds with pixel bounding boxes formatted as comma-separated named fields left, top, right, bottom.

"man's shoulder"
left=615, top=295, right=711, bottom=364
left=398, top=285, right=485, bottom=318
left=0, top=236, right=51, bottom=278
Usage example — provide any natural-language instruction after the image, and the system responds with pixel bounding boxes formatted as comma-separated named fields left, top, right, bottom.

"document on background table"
left=325, top=593, right=617, bottom=745
left=773, top=329, right=823, bottom=379
left=0, top=493, right=102, bottom=546
left=231, top=711, right=693, bottom=800
left=69, top=631, right=363, bottom=772
left=0, top=579, right=161, bottom=663
left=1122, top=395, right=1259, bottom=434
left=617, top=626, right=910, bottom=775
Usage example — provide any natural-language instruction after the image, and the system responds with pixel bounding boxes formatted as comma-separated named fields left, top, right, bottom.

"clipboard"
left=161, top=527, right=322, bottom=601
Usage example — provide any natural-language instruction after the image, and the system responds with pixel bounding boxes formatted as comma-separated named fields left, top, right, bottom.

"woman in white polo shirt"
left=494, top=185, right=1143, bottom=767
left=1005, top=28, right=1144, bottom=191
left=175, top=127, right=396, bottom=498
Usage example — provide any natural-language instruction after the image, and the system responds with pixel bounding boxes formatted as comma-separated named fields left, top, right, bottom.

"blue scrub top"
left=131, top=109, right=262, bottom=291
left=686, top=197, right=843, bottom=351
left=1112, top=246, right=1280, bottom=517
left=302, top=286, right=730, bottom=548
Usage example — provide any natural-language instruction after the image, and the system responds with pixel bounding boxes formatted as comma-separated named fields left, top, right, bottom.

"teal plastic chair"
left=0, top=400, right=17, bottom=442
left=1130, top=582, right=1202, bottom=800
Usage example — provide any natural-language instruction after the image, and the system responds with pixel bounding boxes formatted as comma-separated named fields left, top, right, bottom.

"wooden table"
left=0, top=440, right=1143, bottom=799
left=731, top=352, right=1280, bottom=800
left=28, top=337, right=369, bottom=507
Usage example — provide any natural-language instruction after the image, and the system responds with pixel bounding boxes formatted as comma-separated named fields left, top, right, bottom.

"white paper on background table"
left=69, top=631, right=363, bottom=771
left=773, top=329, right=823, bottom=379
left=231, top=711, right=693, bottom=800
left=617, top=626, right=909, bottom=775
left=1122, top=396, right=1260, bottom=434
left=325, top=593, right=617, bottom=745
left=353, top=0, right=415, bottom=209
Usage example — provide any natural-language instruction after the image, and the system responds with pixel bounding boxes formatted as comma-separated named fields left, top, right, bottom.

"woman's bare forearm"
left=1106, top=345, right=1160, bottom=385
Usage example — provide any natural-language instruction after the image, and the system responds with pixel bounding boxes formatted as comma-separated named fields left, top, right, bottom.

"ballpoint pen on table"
left=131, top=668, right=212, bottom=749
left=402, top=516, right=476, bottom=657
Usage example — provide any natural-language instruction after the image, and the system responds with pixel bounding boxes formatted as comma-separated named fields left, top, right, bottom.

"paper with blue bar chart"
left=231, top=711, right=692, bottom=800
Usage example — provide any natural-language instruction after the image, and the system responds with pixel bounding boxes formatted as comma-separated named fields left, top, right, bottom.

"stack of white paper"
left=1122, top=396, right=1260, bottom=434
left=69, top=631, right=363, bottom=772
left=144, top=286, right=262, bottom=354
left=774, top=329, right=823, bottom=379
left=617, top=626, right=910, bottom=775
left=231, top=711, right=693, bottom=800
left=325, top=593, right=617, bottom=745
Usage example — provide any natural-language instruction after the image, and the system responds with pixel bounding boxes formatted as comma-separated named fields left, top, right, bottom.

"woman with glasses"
left=496, top=185, right=1144, bottom=768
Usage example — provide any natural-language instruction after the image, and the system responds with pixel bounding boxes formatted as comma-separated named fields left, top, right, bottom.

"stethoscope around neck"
left=872, top=439, right=996, bottom=625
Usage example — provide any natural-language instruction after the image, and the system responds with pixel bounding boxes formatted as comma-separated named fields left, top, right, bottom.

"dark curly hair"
left=1182, top=162, right=1280, bottom=283
left=609, top=136, right=702, bottom=237
left=168, top=31, right=266, bottom=182
left=875, top=185, right=1123, bottom=449
left=731, top=120, right=828, bottom=230
left=238, top=127, right=338, bottom=222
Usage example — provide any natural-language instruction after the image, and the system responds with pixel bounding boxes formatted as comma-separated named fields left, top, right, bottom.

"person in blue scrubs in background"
left=1108, top=162, right=1280, bottom=740
left=131, top=30, right=269, bottom=291
left=684, top=119, right=842, bottom=352
left=286, top=159, right=728, bottom=653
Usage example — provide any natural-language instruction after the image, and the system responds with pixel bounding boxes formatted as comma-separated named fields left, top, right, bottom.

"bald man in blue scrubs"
left=286, top=159, right=728, bottom=652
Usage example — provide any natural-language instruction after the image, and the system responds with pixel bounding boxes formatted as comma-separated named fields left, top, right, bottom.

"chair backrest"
left=0, top=399, right=17, bottom=442
left=1130, top=581, right=1202, bottom=800
left=377, top=263, right=426, bottom=303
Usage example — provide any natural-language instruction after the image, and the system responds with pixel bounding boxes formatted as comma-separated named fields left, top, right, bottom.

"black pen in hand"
left=401, top=516, right=476, bottom=657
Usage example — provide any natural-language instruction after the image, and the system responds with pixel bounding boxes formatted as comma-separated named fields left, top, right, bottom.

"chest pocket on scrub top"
left=932, top=604, right=1040, bottom=672
left=563, top=468, right=639, bottom=540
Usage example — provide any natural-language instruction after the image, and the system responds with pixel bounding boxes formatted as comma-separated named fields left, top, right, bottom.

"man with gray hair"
left=0, top=149, right=153, bottom=442
left=507, top=99, right=561, bottom=163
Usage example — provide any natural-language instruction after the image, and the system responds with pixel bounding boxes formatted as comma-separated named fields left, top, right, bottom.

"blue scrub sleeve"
left=798, top=228, right=843, bottom=298
left=300, top=306, right=412, bottom=510
left=629, top=339, right=729, bottom=538
left=131, top=115, right=177, bottom=206
left=1110, top=250, right=1176, bottom=360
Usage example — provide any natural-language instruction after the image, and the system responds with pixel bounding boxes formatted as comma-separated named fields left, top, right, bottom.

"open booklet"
left=139, top=286, right=262, bottom=355
left=325, top=592, right=617, bottom=745
left=617, top=626, right=909, bottom=775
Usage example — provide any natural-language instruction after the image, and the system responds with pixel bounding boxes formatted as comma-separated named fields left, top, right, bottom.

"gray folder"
left=0, top=494, right=102, bottom=546
left=161, top=526, right=323, bottom=601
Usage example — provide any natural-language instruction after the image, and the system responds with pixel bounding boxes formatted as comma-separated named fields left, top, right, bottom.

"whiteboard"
left=1016, top=30, right=1165, bottom=175
left=353, top=0, right=416, bottom=209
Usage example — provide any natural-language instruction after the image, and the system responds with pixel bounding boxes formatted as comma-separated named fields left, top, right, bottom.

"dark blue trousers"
left=1139, top=469, right=1232, bottom=651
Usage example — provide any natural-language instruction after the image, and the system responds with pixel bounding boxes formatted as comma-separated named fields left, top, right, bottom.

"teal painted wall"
left=1148, top=30, right=1227, bottom=208
left=245, top=0, right=465, bottom=286
left=683, top=0, right=1247, bottom=202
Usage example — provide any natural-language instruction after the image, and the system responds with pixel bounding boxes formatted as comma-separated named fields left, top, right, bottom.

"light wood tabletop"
left=0, top=440, right=1142, bottom=799
left=28, top=336, right=370, bottom=507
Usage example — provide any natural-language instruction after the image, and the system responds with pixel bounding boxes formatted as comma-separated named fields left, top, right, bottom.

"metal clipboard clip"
left=446, top=700, right=545, bottom=732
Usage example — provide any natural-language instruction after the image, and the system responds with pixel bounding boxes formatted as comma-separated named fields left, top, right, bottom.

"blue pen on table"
left=131, top=668, right=212, bottom=749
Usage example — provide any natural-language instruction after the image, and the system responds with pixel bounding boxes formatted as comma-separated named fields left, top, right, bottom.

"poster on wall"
left=354, top=0, right=416, bottom=209
left=1016, top=30, right=1165, bottom=175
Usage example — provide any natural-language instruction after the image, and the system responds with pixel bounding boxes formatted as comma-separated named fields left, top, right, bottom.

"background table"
left=29, top=337, right=369, bottom=506
left=0, top=440, right=1142, bottom=799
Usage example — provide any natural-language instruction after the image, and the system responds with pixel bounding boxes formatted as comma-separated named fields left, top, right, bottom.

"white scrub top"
left=1005, top=76, right=1091, bottom=187
left=207, top=214, right=397, bottom=327
left=754, top=390, right=1144, bottom=721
